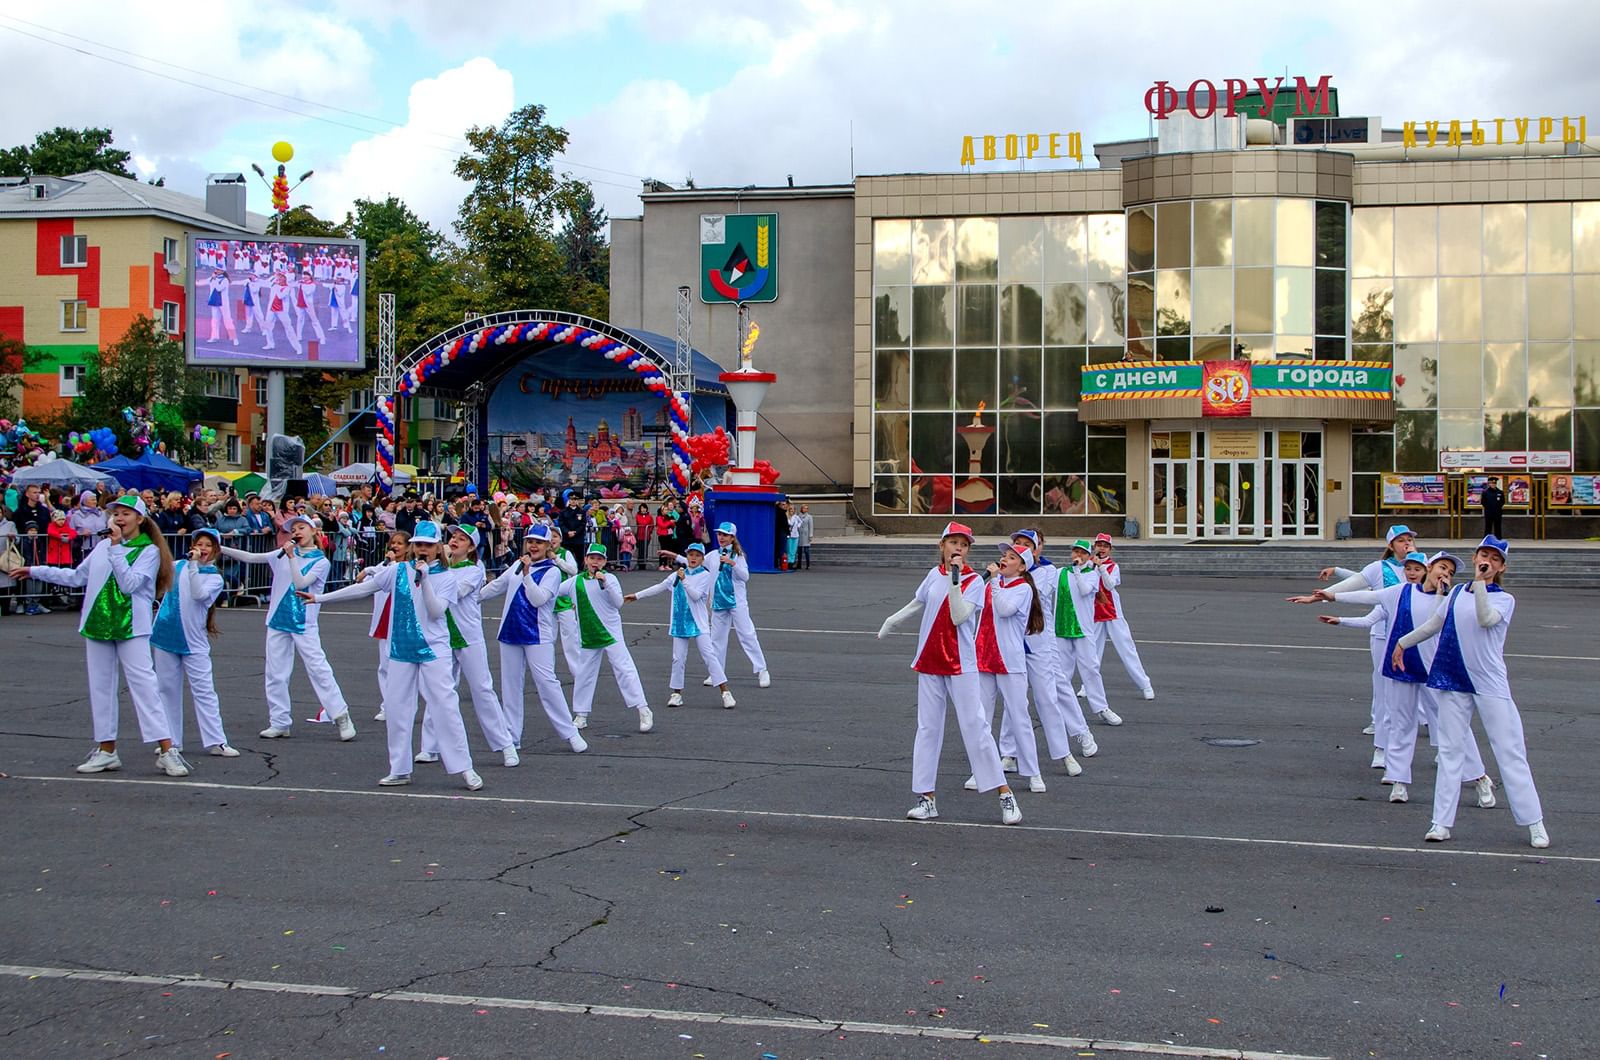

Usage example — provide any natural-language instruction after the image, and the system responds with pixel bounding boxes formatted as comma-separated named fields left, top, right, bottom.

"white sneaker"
left=378, top=774, right=411, bottom=786
left=1078, top=734, right=1098, bottom=758
left=758, top=670, right=771, bottom=688
left=1424, top=823, right=1450, bottom=842
left=1096, top=708, right=1123, bottom=726
left=702, top=676, right=716, bottom=687
left=502, top=747, right=520, bottom=768
left=336, top=713, right=357, bottom=742
left=667, top=692, right=684, bottom=708
left=568, top=734, right=589, bottom=753
left=574, top=713, right=589, bottom=729
left=637, top=707, right=654, bottom=733
left=1142, top=687, right=1155, bottom=701
left=1475, top=775, right=1497, bottom=809
left=1028, top=775, right=1047, bottom=793
left=374, top=710, right=386, bottom=722
left=1370, top=749, right=1386, bottom=770
left=258, top=727, right=291, bottom=739
left=1389, top=783, right=1409, bottom=803
left=1000, top=756, right=1018, bottom=773
left=906, top=795, right=939, bottom=821
left=999, top=792, right=1022, bottom=825
left=1362, top=724, right=1376, bottom=736
left=722, top=690, right=737, bottom=709
left=76, top=749, right=121, bottom=774
left=414, top=751, right=440, bottom=764
left=209, top=744, right=240, bottom=758
left=1062, top=754, right=1083, bottom=777
left=962, top=775, right=978, bottom=791
left=1076, top=686, right=1086, bottom=697
left=155, top=749, right=190, bottom=777
left=462, top=769, right=485, bottom=792
left=1529, top=821, right=1550, bottom=849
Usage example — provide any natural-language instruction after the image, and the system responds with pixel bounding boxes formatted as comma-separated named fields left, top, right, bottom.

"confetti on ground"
left=1032, top=1023, right=1050, bottom=1029
left=1500, top=984, right=1507, bottom=999
left=1205, top=906, right=1224, bottom=913
left=1110, top=989, right=1121, bottom=994
left=1207, top=1018, right=1221, bottom=1024
left=283, top=930, right=294, bottom=936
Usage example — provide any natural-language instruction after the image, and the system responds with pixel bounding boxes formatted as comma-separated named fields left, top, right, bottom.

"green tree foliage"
left=0, top=127, right=134, bottom=178
left=68, top=316, right=208, bottom=462
left=344, top=196, right=464, bottom=358
left=559, top=184, right=610, bottom=318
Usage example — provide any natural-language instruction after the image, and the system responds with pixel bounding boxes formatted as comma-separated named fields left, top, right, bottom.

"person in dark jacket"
left=1480, top=476, right=1505, bottom=538
left=557, top=496, right=588, bottom=556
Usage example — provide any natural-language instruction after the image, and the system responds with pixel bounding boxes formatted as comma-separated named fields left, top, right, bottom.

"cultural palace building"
left=612, top=86, right=1600, bottom=539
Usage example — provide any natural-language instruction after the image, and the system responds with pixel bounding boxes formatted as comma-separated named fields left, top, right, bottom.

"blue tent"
left=98, top=450, right=205, bottom=493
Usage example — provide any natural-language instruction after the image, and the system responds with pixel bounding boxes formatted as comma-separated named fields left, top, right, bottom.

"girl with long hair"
left=151, top=528, right=236, bottom=758
left=966, top=542, right=1050, bottom=794
left=664, top=522, right=771, bottom=690
left=11, top=496, right=188, bottom=776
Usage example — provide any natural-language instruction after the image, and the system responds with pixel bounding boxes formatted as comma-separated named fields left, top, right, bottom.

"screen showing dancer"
left=186, top=234, right=366, bottom=369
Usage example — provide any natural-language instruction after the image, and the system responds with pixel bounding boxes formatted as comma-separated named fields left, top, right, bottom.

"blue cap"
left=192, top=527, right=221, bottom=547
left=715, top=521, right=737, bottom=537
left=410, top=520, right=441, bottom=544
left=282, top=513, right=316, bottom=533
left=1402, top=551, right=1428, bottom=565
left=1011, top=529, right=1041, bottom=548
left=449, top=524, right=480, bottom=548
left=1428, top=551, right=1461, bottom=570
left=1477, top=534, right=1510, bottom=559
left=525, top=524, right=554, bottom=543
left=685, top=541, right=706, bottom=554
left=1385, top=524, right=1416, bottom=543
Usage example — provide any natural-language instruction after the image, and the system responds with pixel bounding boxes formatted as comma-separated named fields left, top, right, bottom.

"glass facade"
left=1348, top=202, right=1600, bottom=512
left=872, top=215, right=1128, bottom=516
left=1126, top=198, right=1348, bottom=361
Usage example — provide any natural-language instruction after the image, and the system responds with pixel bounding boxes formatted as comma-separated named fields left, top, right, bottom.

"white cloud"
left=311, top=58, right=516, bottom=233
left=351, top=0, right=643, bottom=50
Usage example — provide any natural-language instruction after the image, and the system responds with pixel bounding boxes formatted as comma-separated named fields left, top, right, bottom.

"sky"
left=1, top=0, right=1593, bottom=238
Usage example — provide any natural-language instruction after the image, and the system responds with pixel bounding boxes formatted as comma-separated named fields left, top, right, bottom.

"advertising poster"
left=1548, top=474, right=1599, bottom=507
left=1465, top=474, right=1533, bottom=508
left=1381, top=473, right=1446, bottom=507
left=1201, top=359, right=1252, bottom=417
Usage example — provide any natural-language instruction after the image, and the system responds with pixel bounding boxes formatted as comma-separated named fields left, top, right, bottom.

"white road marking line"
left=304, top=611, right=1600, bottom=660
left=9, top=774, right=1595, bottom=865
left=0, top=962, right=1329, bottom=1060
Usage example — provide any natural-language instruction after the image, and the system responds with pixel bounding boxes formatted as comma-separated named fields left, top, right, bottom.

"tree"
left=344, top=196, right=466, bottom=356
left=67, top=316, right=209, bottom=462
left=558, top=184, right=610, bottom=319
left=0, top=126, right=134, bottom=178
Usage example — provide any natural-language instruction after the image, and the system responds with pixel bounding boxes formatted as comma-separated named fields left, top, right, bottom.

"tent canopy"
left=331, top=462, right=412, bottom=485
left=9, top=459, right=115, bottom=489
left=97, top=450, right=204, bottom=493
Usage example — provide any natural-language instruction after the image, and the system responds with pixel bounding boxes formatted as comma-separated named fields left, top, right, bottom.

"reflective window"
left=1234, top=199, right=1273, bottom=266
left=1528, top=342, right=1573, bottom=407
left=1393, top=344, right=1438, bottom=409
left=875, top=287, right=910, bottom=346
left=1528, top=407, right=1571, bottom=451
left=1192, top=268, right=1233, bottom=335
left=957, top=285, right=997, bottom=345
left=1483, top=409, right=1527, bottom=451
left=1483, top=204, right=1527, bottom=275
left=1156, top=202, right=1190, bottom=269
left=1439, top=409, right=1484, bottom=451
left=1482, top=343, right=1527, bottom=407
left=1576, top=203, right=1600, bottom=272
left=1436, top=277, right=1481, bottom=342
left=912, top=219, right=955, bottom=284
left=955, top=218, right=999, bottom=282
left=1276, top=199, right=1315, bottom=267
left=1275, top=268, right=1314, bottom=334
left=1086, top=282, right=1125, bottom=343
left=1126, top=272, right=1154, bottom=356
left=1527, top=275, right=1573, bottom=341
left=1127, top=206, right=1155, bottom=273
left=1352, top=208, right=1393, bottom=277
left=1576, top=342, right=1600, bottom=405
left=1044, top=283, right=1087, bottom=345
left=912, top=286, right=954, bottom=345
left=1315, top=268, right=1346, bottom=337
left=1481, top=276, right=1526, bottom=340
left=911, top=412, right=956, bottom=474
left=1577, top=275, right=1600, bottom=341
left=1579, top=410, right=1600, bottom=468
left=1043, top=216, right=1087, bottom=281
left=1235, top=267, right=1272, bottom=333
left=875, top=349, right=910, bottom=409
left=875, top=413, right=910, bottom=470
left=1042, top=346, right=1085, bottom=407
left=1350, top=278, right=1393, bottom=342
left=999, top=283, right=1043, bottom=345
left=1001, top=348, right=1042, bottom=410
left=955, top=348, right=997, bottom=409
left=998, top=217, right=1044, bottom=282
left=1439, top=205, right=1482, bottom=275
left=1316, top=201, right=1347, bottom=268
left=1155, top=268, right=1191, bottom=336
left=1393, top=277, right=1437, bottom=343
left=873, top=219, right=911, bottom=283
left=1394, top=410, right=1437, bottom=470
left=998, top=412, right=1041, bottom=473
left=1194, top=200, right=1232, bottom=267
left=1394, top=207, right=1437, bottom=276
left=910, top=348, right=952, bottom=408
left=1528, top=203, right=1572, bottom=273
left=1436, top=344, right=1481, bottom=408
left=1087, top=215, right=1126, bottom=281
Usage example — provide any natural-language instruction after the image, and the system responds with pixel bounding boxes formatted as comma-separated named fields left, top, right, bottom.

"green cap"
left=1071, top=539, right=1093, bottom=553
left=586, top=543, right=608, bottom=557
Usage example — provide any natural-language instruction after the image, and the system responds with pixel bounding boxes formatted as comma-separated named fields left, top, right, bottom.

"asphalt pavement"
left=2, top=565, right=1597, bottom=1060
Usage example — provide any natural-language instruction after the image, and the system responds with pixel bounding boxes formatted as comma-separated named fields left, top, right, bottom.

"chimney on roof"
left=206, top=172, right=247, bottom=228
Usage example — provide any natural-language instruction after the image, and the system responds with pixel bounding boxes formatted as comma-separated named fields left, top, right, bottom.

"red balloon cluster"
left=753, top=459, right=781, bottom=485
left=686, top=427, right=731, bottom=475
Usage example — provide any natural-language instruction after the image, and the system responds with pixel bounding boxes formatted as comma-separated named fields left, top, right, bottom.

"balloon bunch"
left=68, top=426, right=120, bottom=461
left=685, top=427, right=731, bottom=475
left=122, top=406, right=156, bottom=453
left=753, top=459, right=780, bottom=486
left=0, top=418, right=50, bottom=465
left=192, top=424, right=219, bottom=446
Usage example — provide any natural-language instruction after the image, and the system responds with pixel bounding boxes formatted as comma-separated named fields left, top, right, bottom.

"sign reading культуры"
left=1081, top=360, right=1391, bottom=400
left=701, top=213, right=778, bottom=304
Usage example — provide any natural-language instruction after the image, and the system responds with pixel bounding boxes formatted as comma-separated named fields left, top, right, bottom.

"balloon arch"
left=377, top=311, right=695, bottom=496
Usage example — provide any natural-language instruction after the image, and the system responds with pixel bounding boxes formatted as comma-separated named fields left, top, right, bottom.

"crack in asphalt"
left=879, top=919, right=908, bottom=961
left=0, top=985, right=147, bottom=1039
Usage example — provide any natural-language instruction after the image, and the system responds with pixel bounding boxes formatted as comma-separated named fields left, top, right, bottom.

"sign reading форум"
left=1081, top=360, right=1392, bottom=401
left=1143, top=75, right=1333, bottom=120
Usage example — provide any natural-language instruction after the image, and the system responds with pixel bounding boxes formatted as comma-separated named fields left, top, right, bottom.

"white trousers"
left=1379, top=682, right=1487, bottom=785
left=980, top=672, right=1039, bottom=778
left=1056, top=635, right=1109, bottom=716
left=383, top=658, right=471, bottom=777
left=571, top=641, right=648, bottom=714
left=670, top=634, right=726, bottom=690
left=375, top=637, right=388, bottom=703
left=264, top=628, right=349, bottom=730
left=710, top=606, right=767, bottom=674
left=154, top=646, right=227, bottom=751
left=1432, top=691, right=1543, bottom=828
left=1095, top=616, right=1152, bottom=692
left=1000, top=650, right=1080, bottom=760
left=1418, top=686, right=1486, bottom=780
left=85, top=637, right=170, bottom=745
left=912, top=672, right=1004, bottom=794
left=556, top=610, right=583, bottom=676
left=1368, top=636, right=1386, bottom=748
left=421, top=640, right=514, bottom=754
left=500, top=642, right=576, bottom=744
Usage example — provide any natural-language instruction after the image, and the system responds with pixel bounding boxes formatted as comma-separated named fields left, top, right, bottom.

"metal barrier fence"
left=0, top=524, right=551, bottom=616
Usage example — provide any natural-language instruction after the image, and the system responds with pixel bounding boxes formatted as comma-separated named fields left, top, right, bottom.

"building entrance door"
left=1204, top=458, right=1261, bottom=538
left=1149, top=429, right=1196, bottom=538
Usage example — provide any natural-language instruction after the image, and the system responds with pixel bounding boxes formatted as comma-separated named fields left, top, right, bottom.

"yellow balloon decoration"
left=271, top=141, right=294, bottom=163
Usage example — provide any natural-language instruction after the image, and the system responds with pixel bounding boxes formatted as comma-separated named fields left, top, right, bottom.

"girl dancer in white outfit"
left=151, top=529, right=236, bottom=758
left=1057, top=540, right=1118, bottom=727
left=205, top=269, right=239, bottom=346
left=416, top=525, right=519, bottom=767
left=361, top=531, right=410, bottom=722
left=684, top=522, right=771, bottom=688
left=478, top=526, right=588, bottom=753
left=625, top=542, right=735, bottom=709
left=557, top=543, right=653, bottom=732
left=12, top=496, right=189, bottom=776
left=550, top=544, right=585, bottom=680
left=877, top=522, right=1021, bottom=825
left=1315, top=524, right=1417, bottom=755
left=1395, top=536, right=1550, bottom=848
left=306, top=521, right=483, bottom=791
left=966, top=543, right=1049, bottom=793
left=1089, top=534, right=1155, bottom=700
left=998, top=530, right=1090, bottom=772
left=221, top=515, right=355, bottom=741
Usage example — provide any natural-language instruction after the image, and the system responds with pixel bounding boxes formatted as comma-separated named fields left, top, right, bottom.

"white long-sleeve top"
left=221, top=545, right=329, bottom=632
left=908, top=564, right=985, bottom=675
left=479, top=557, right=563, bottom=645
left=1331, top=583, right=1450, bottom=680
left=1056, top=563, right=1101, bottom=638
left=1396, top=582, right=1516, bottom=699
left=150, top=559, right=225, bottom=656
left=1322, top=558, right=1404, bottom=641
left=976, top=576, right=1031, bottom=675
left=633, top=565, right=716, bottom=638
left=28, top=536, right=160, bottom=639
left=705, top=548, right=753, bottom=612
left=1092, top=560, right=1125, bottom=622
left=444, top=561, right=488, bottom=646
left=1024, top=558, right=1060, bottom=659
left=558, top=571, right=626, bottom=641
left=318, top=561, right=459, bottom=661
